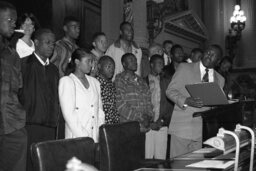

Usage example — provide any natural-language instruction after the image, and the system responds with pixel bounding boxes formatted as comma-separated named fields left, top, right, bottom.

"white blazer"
left=16, top=39, right=35, bottom=58
left=58, top=73, right=105, bottom=142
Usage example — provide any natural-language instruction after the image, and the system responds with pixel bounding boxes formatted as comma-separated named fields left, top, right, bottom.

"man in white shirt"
left=166, top=44, right=225, bottom=158
left=106, top=21, right=142, bottom=79
left=162, top=40, right=173, bottom=65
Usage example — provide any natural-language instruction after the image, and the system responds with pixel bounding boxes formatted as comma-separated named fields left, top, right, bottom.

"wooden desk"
left=134, top=148, right=255, bottom=171
left=193, top=100, right=255, bottom=141
left=134, top=169, right=201, bottom=171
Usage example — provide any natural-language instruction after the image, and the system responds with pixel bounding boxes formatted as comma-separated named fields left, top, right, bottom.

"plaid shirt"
left=0, top=41, right=26, bottom=135
left=115, top=71, right=153, bottom=123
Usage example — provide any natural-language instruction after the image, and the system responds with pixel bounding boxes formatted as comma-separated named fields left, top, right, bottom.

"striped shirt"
left=51, top=37, right=78, bottom=77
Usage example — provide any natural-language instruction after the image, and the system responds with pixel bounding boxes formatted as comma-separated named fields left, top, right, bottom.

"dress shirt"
left=163, top=53, right=171, bottom=65
left=34, top=52, right=49, bottom=66
left=200, top=61, right=213, bottom=82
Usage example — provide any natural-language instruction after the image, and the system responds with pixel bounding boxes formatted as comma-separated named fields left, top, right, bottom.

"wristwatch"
left=183, top=104, right=188, bottom=108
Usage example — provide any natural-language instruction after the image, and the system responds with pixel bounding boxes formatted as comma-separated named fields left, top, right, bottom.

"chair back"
left=99, top=121, right=145, bottom=171
left=31, top=137, right=95, bottom=171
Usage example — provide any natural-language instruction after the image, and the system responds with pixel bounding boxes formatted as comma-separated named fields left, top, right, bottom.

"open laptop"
left=185, top=82, right=229, bottom=106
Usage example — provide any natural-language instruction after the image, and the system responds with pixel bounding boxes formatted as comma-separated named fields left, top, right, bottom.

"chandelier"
left=230, top=5, right=246, bottom=37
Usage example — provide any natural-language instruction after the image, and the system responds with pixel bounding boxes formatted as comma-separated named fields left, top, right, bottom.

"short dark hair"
left=34, top=28, right=54, bottom=41
left=191, top=48, right=203, bottom=54
left=150, top=54, right=164, bottom=64
left=16, top=13, right=40, bottom=30
left=210, top=44, right=223, bottom=58
left=0, top=1, right=16, bottom=12
left=98, top=55, right=114, bottom=66
left=120, top=21, right=132, bottom=31
left=63, top=16, right=79, bottom=26
left=92, top=32, right=106, bottom=42
left=163, top=40, right=173, bottom=47
left=121, top=53, right=135, bottom=64
left=220, top=56, right=233, bottom=65
left=171, top=44, right=183, bottom=55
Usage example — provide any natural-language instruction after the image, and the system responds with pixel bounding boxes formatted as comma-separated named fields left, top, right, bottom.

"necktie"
left=202, top=68, right=209, bottom=82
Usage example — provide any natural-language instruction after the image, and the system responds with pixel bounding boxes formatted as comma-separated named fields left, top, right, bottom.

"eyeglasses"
left=22, top=23, right=35, bottom=29
left=5, top=18, right=16, bottom=24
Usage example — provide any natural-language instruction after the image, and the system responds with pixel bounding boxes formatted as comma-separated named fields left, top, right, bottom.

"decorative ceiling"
left=164, top=10, right=208, bottom=43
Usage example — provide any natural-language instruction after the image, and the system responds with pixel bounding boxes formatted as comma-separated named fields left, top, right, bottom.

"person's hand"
left=184, top=97, right=204, bottom=108
left=141, top=114, right=152, bottom=128
left=150, top=122, right=160, bottom=131
left=66, top=163, right=98, bottom=171
left=66, top=157, right=99, bottom=171
left=156, top=119, right=164, bottom=127
left=140, top=126, right=150, bottom=133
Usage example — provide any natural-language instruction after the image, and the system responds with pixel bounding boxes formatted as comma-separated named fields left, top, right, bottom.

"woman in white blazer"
left=59, top=48, right=105, bottom=142
left=13, top=13, right=38, bottom=58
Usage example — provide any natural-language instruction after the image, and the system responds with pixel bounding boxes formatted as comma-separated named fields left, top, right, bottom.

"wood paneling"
left=52, top=0, right=101, bottom=48
left=7, top=0, right=52, bottom=28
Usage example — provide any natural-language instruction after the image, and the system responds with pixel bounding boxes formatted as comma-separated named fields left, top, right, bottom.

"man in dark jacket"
left=20, top=28, right=59, bottom=171
left=0, top=2, right=27, bottom=171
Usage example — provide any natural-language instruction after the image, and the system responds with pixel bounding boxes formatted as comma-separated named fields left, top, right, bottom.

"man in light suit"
left=166, top=44, right=225, bottom=158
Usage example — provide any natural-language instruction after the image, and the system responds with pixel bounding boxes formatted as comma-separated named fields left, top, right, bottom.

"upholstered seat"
left=99, top=121, right=144, bottom=171
left=31, top=137, right=95, bottom=171
left=99, top=121, right=164, bottom=171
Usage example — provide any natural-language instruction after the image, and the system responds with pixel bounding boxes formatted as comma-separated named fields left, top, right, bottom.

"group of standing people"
left=0, top=1, right=229, bottom=171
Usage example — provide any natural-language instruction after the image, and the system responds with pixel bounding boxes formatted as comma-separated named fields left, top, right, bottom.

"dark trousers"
left=56, top=113, right=65, bottom=139
left=26, top=125, right=56, bottom=171
left=0, top=128, right=27, bottom=171
left=166, top=134, right=171, bottom=159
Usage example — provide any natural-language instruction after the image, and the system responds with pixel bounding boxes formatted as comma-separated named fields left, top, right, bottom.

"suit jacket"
left=166, top=62, right=225, bottom=140
left=20, top=54, right=59, bottom=127
left=58, top=73, right=105, bottom=142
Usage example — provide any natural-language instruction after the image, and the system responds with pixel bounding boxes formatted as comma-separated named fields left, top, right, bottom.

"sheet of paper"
left=213, top=153, right=235, bottom=160
left=192, top=148, right=216, bottom=154
left=186, top=160, right=235, bottom=169
left=228, top=99, right=239, bottom=104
